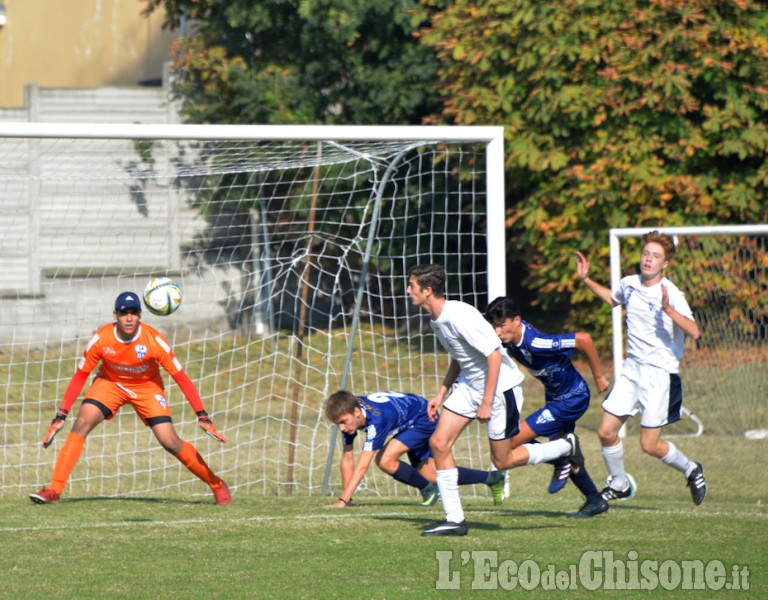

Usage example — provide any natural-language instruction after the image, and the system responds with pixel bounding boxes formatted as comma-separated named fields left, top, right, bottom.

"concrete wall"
left=0, top=0, right=178, bottom=108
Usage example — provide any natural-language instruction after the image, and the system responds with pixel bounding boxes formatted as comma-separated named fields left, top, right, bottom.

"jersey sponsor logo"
left=135, top=345, right=147, bottom=362
left=102, top=347, right=117, bottom=357
left=154, top=393, right=167, bottom=409
left=535, top=409, right=555, bottom=425
left=110, top=363, right=151, bottom=374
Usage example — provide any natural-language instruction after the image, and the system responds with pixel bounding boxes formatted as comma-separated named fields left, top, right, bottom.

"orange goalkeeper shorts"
left=83, top=377, right=173, bottom=426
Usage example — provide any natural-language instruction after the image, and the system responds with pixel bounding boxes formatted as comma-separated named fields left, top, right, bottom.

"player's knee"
left=429, top=435, right=450, bottom=458
left=490, top=454, right=506, bottom=470
left=597, top=425, right=617, bottom=446
left=639, top=437, right=663, bottom=457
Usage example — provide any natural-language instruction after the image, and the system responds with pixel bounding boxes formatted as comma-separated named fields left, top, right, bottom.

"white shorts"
left=602, top=358, right=683, bottom=428
left=443, top=381, right=524, bottom=441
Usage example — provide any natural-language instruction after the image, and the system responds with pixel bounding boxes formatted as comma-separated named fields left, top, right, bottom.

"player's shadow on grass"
left=64, top=495, right=216, bottom=506
left=373, top=514, right=506, bottom=533
left=374, top=514, right=569, bottom=533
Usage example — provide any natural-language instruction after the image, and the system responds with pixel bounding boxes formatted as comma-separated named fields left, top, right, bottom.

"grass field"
left=3, top=433, right=766, bottom=599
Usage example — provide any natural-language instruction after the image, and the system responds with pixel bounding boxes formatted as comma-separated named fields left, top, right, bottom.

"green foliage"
left=142, top=0, right=441, bottom=125
left=418, top=0, right=768, bottom=333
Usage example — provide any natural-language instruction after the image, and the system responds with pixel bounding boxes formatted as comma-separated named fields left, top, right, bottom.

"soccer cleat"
left=29, top=488, right=60, bottom=504
left=686, top=462, right=707, bottom=506
left=548, top=460, right=571, bottom=494
left=567, top=496, right=610, bottom=518
left=421, top=519, right=468, bottom=537
left=420, top=483, right=440, bottom=506
left=565, top=433, right=585, bottom=475
left=486, top=469, right=508, bottom=506
left=212, top=480, right=232, bottom=505
left=602, top=473, right=637, bottom=501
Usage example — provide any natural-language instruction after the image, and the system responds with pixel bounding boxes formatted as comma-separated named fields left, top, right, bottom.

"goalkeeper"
left=324, top=390, right=507, bottom=508
left=30, top=291, right=230, bottom=505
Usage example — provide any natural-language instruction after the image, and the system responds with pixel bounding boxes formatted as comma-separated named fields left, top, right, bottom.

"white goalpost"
left=0, top=122, right=506, bottom=500
left=610, top=225, right=768, bottom=438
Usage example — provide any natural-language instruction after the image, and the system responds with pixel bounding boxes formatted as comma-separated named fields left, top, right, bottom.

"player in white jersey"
left=408, top=264, right=584, bottom=536
left=577, top=230, right=707, bottom=505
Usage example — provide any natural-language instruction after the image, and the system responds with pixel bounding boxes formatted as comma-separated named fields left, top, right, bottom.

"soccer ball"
left=143, top=277, right=182, bottom=316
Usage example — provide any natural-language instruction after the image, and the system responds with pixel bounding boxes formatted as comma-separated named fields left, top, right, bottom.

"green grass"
left=3, top=434, right=766, bottom=599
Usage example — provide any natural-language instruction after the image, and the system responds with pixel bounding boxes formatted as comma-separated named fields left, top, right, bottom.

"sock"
left=175, top=441, right=221, bottom=487
left=524, top=438, right=570, bottom=465
left=436, top=468, right=464, bottom=523
left=392, top=461, right=430, bottom=489
left=601, top=442, right=626, bottom=490
left=457, top=466, right=489, bottom=486
left=50, top=432, right=86, bottom=494
left=661, top=441, right=694, bottom=476
left=570, top=466, right=601, bottom=501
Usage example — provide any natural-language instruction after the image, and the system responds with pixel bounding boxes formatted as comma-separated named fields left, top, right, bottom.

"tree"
left=142, top=0, right=441, bottom=125
left=418, top=0, right=768, bottom=334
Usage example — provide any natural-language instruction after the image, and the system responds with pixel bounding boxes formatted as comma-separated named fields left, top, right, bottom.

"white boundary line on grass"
left=2, top=506, right=765, bottom=533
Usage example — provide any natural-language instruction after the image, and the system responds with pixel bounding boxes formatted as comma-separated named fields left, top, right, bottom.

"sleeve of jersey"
left=171, top=370, right=205, bottom=413
left=670, top=286, right=695, bottom=319
left=60, top=368, right=90, bottom=412
left=531, top=332, right=576, bottom=356
left=612, top=278, right=628, bottom=305
left=464, top=311, right=502, bottom=357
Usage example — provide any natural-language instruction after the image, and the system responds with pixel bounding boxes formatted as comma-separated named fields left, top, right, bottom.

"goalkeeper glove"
left=196, top=410, right=227, bottom=443
left=42, top=408, right=68, bottom=448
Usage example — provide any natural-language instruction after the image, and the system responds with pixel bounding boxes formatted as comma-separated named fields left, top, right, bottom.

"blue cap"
left=115, top=291, right=142, bottom=312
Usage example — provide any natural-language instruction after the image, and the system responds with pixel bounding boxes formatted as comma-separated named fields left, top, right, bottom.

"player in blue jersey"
left=323, top=390, right=507, bottom=508
left=577, top=231, right=706, bottom=505
left=485, top=295, right=611, bottom=517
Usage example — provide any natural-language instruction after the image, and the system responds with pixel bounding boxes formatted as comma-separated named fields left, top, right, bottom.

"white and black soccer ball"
left=143, top=277, right=182, bottom=316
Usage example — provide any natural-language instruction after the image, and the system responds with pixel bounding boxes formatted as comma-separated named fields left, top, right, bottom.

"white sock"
left=524, top=438, right=570, bottom=465
left=436, top=468, right=464, bottom=523
left=601, top=442, right=627, bottom=490
left=661, top=441, right=694, bottom=475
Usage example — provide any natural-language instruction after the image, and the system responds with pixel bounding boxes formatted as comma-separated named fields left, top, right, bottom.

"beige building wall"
left=0, top=0, right=178, bottom=108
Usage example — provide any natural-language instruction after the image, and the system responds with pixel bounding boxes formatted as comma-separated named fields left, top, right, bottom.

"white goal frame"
left=0, top=122, right=507, bottom=500
left=0, top=122, right=507, bottom=299
left=610, top=224, right=768, bottom=437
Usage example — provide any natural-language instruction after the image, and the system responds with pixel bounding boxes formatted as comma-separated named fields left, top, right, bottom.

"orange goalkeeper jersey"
left=78, top=322, right=182, bottom=387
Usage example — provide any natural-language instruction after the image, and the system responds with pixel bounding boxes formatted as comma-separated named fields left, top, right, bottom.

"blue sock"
left=392, top=461, right=430, bottom=490
left=570, top=466, right=601, bottom=501
left=457, top=466, right=489, bottom=485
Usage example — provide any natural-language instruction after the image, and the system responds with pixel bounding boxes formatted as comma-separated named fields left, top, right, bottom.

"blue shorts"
left=525, top=392, right=589, bottom=439
left=393, top=413, right=436, bottom=465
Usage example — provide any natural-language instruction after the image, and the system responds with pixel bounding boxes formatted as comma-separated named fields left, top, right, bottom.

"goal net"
left=610, top=225, right=768, bottom=437
left=0, top=123, right=506, bottom=500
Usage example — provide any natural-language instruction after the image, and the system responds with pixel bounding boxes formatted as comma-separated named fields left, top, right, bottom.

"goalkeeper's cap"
left=115, top=291, right=142, bottom=312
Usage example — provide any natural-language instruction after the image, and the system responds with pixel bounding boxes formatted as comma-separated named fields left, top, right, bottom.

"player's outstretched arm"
left=574, top=332, right=609, bottom=393
left=42, top=367, right=90, bottom=448
left=326, top=448, right=375, bottom=508
left=576, top=251, right=616, bottom=306
left=172, top=370, right=227, bottom=443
